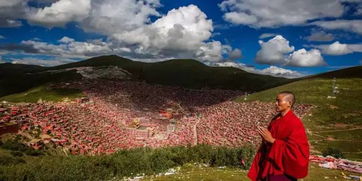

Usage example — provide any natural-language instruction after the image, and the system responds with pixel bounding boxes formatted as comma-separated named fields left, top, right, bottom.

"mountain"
left=0, top=55, right=292, bottom=98
left=50, top=55, right=293, bottom=90
left=306, top=65, right=362, bottom=79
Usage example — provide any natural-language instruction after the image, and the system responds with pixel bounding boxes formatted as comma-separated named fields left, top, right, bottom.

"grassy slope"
left=142, top=163, right=361, bottom=181
left=235, top=66, right=362, bottom=160
left=0, top=85, right=83, bottom=103
left=0, top=71, right=83, bottom=103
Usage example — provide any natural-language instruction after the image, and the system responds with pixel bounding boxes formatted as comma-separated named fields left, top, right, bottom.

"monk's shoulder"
left=288, top=111, right=305, bottom=129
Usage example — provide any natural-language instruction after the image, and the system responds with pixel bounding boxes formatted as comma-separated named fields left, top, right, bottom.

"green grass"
left=2, top=142, right=358, bottom=181
left=143, top=163, right=248, bottom=181
left=142, top=163, right=362, bottom=181
left=235, top=76, right=362, bottom=161
left=314, top=129, right=362, bottom=141
left=236, top=78, right=362, bottom=125
left=0, top=84, right=83, bottom=103
left=0, top=69, right=82, bottom=98
left=0, top=144, right=256, bottom=181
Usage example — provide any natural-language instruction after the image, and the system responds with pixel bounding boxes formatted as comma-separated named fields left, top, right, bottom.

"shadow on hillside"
left=75, top=79, right=246, bottom=112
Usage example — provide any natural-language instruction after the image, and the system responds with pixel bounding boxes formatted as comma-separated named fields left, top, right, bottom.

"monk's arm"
left=266, top=124, right=310, bottom=174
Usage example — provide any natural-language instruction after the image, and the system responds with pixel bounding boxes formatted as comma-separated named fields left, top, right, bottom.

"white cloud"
left=356, top=5, right=362, bottom=15
left=256, top=35, right=326, bottom=67
left=113, top=5, right=212, bottom=49
left=10, top=57, right=76, bottom=67
left=223, top=12, right=257, bottom=25
left=213, top=61, right=304, bottom=78
left=287, top=49, right=325, bottom=67
left=11, top=34, right=235, bottom=63
left=0, top=0, right=27, bottom=27
left=306, top=31, right=334, bottom=42
left=313, top=41, right=362, bottom=55
left=59, top=36, right=75, bottom=43
left=21, top=37, right=115, bottom=58
left=0, top=35, right=4, bottom=39
left=110, top=4, right=233, bottom=62
left=311, top=20, right=362, bottom=35
left=28, top=0, right=91, bottom=27
left=0, top=0, right=24, bottom=7
left=81, top=0, right=160, bottom=36
left=260, top=66, right=304, bottom=78
left=212, top=61, right=258, bottom=74
left=227, top=48, right=242, bottom=60
left=0, top=2, right=236, bottom=62
left=0, top=56, right=5, bottom=63
left=0, top=19, right=22, bottom=27
left=255, top=35, right=294, bottom=65
left=219, top=0, right=344, bottom=27
left=259, top=33, right=278, bottom=39
left=196, top=41, right=227, bottom=62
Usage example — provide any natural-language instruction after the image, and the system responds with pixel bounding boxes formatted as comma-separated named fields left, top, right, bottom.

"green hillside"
left=236, top=66, right=362, bottom=160
left=50, top=55, right=292, bottom=90
left=0, top=63, right=82, bottom=100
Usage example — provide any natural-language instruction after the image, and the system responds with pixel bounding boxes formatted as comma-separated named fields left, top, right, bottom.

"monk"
left=247, top=91, right=310, bottom=181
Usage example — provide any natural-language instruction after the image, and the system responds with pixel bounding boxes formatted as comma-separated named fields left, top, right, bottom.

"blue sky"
left=0, top=0, right=361, bottom=78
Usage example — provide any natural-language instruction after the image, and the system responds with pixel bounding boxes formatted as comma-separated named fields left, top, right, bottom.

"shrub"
left=322, top=147, right=344, bottom=158
left=10, top=151, right=24, bottom=157
left=0, top=144, right=255, bottom=181
left=1, top=140, right=44, bottom=156
left=0, top=155, right=25, bottom=166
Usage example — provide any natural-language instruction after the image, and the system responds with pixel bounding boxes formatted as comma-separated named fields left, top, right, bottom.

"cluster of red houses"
left=0, top=80, right=313, bottom=155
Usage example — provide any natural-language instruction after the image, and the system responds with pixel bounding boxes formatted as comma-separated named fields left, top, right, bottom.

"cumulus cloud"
left=306, top=31, right=334, bottom=42
left=219, top=0, right=344, bottom=27
left=109, top=4, right=234, bottom=62
left=255, top=35, right=294, bottom=65
left=1, top=33, right=236, bottom=63
left=255, top=35, right=326, bottom=67
left=313, top=41, right=362, bottom=55
left=259, top=33, right=278, bottom=39
left=0, top=19, right=22, bottom=28
left=113, top=5, right=211, bottom=50
left=0, top=1, right=237, bottom=62
left=28, top=0, right=91, bottom=27
left=19, top=37, right=115, bottom=58
left=81, top=0, right=160, bottom=35
left=356, top=5, right=362, bottom=15
left=0, top=56, right=5, bottom=63
left=213, top=61, right=304, bottom=78
left=227, top=48, right=242, bottom=60
left=0, top=0, right=27, bottom=27
left=287, top=49, right=325, bottom=67
left=260, top=66, right=304, bottom=78
left=0, top=0, right=159, bottom=29
left=311, top=20, right=362, bottom=35
left=10, top=57, right=76, bottom=66
left=0, top=43, right=40, bottom=53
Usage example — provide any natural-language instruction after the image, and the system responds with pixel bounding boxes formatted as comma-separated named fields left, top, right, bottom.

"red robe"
left=247, top=110, right=310, bottom=181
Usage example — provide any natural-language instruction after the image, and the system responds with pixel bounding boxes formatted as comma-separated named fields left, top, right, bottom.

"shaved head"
left=278, top=91, right=295, bottom=108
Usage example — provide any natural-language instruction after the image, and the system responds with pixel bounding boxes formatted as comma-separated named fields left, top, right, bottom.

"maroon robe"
left=247, top=110, right=310, bottom=181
